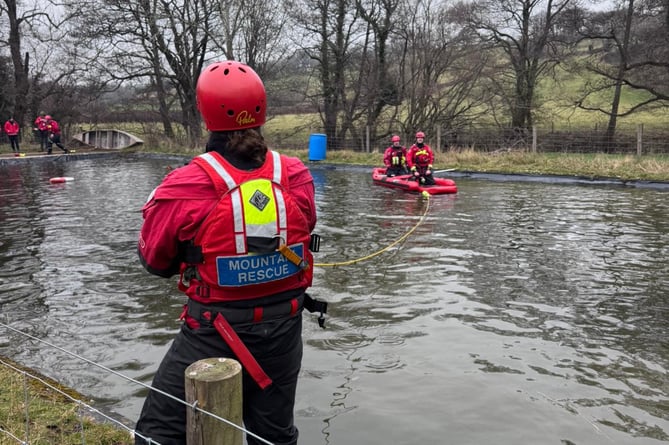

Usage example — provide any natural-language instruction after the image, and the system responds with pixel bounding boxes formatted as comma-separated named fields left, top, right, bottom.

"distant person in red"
left=383, top=135, right=408, bottom=176
left=407, top=131, right=435, bottom=185
left=33, top=112, right=49, bottom=152
left=4, top=117, right=20, bottom=153
left=45, top=115, right=68, bottom=154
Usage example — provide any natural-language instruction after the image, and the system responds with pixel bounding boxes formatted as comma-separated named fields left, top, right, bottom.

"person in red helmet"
left=44, top=115, right=68, bottom=154
left=383, top=134, right=408, bottom=176
left=407, top=131, right=435, bottom=185
left=134, top=60, right=324, bottom=445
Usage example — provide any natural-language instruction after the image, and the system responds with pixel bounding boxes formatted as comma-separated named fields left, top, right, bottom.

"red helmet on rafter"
left=391, top=135, right=400, bottom=142
left=415, top=131, right=425, bottom=138
left=196, top=61, right=266, bottom=131
left=45, top=115, right=52, bottom=120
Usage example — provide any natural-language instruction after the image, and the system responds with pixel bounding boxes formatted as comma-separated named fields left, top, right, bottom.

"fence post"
left=185, top=358, right=243, bottom=445
left=636, top=124, right=643, bottom=156
left=532, top=126, right=537, bottom=153
left=436, top=127, right=442, bottom=153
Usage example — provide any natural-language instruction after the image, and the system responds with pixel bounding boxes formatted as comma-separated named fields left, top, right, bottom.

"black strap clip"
left=183, top=241, right=204, bottom=263
left=309, top=234, right=321, bottom=252
left=304, top=293, right=328, bottom=329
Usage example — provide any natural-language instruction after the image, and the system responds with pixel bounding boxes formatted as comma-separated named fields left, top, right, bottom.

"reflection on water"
left=0, top=157, right=668, bottom=444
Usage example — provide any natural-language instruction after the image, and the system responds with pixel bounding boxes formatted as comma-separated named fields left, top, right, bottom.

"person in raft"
left=134, top=60, right=322, bottom=445
left=383, top=134, right=408, bottom=176
left=407, top=131, right=435, bottom=185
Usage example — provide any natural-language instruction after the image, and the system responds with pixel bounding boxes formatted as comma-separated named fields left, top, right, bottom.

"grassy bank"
left=211, top=148, right=669, bottom=182
left=0, top=356, right=134, bottom=445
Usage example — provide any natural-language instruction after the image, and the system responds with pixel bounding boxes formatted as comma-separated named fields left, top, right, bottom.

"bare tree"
left=354, top=0, right=402, bottom=141
left=573, top=0, right=669, bottom=140
left=397, top=0, right=491, bottom=137
left=286, top=0, right=363, bottom=150
left=0, top=0, right=76, bottom=128
left=71, top=0, right=220, bottom=142
left=457, top=0, right=573, bottom=129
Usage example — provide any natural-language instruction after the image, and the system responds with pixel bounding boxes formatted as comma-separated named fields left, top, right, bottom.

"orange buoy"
left=49, top=177, right=75, bottom=184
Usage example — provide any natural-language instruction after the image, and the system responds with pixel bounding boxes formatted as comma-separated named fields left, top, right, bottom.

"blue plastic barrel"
left=308, top=133, right=327, bottom=161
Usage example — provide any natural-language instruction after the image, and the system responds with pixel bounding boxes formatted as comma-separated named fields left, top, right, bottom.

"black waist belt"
left=187, top=294, right=304, bottom=325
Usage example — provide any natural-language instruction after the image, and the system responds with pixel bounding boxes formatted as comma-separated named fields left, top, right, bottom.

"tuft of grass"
left=0, top=356, right=134, bottom=445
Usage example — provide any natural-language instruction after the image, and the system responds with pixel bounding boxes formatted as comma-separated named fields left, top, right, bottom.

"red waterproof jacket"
left=46, top=120, right=61, bottom=135
left=383, top=145, right=407, bottom=168
left=34, top=116, right=48, bottom=131
left=138, top=151, right=317, bottom=302
left=407, top=143, right=434, bottom=169
left=4, top=120, right=19, bottom=136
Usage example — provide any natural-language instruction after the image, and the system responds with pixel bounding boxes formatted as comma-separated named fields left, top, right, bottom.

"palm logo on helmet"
left=196, top=61, right=266, bottom=131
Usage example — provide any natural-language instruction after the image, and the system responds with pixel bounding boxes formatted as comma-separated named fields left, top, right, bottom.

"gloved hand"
left=414, top=170, right=420, bottom=177
left=426, top=164, right=432, bottom=175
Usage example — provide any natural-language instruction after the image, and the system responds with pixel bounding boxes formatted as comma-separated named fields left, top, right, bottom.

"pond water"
left=0, top=156, right=667, bottom=445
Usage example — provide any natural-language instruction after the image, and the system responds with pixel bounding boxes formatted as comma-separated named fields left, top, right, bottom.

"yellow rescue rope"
left=314, top=192, right=431, bottom=267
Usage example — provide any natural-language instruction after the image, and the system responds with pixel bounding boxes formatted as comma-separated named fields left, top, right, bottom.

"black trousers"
left=47, top=134, right=67, bottom=153
left=37, top=130, right=49, bottom=151
left=134, top=313, right=303, bottom=445
left=8, top=135, right=19, bottom=152
left=386, top=166, right=407, bottom=176
left=411, top=166, right=435, bottom=185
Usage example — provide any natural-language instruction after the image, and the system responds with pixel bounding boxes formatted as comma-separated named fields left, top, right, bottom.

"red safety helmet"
left=45, top=115, right=52, bottom=120
left=415, top=131, right=425, bottom=139
left=391, top=135, right=400, bottom=142
left=196, top=61, right=266, bottom=131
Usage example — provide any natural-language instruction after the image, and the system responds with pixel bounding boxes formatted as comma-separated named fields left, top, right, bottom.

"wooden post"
left=436, top=127, right=442, bottom=153
left=185, top=358, right=243, bottom=445
left=636, top=123, right=643, bottom=156
left=532, top=126, right=537, bottom=153
left=365, top=125, right=370, bottom=153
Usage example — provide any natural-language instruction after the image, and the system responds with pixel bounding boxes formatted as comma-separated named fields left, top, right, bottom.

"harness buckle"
left=304, top=293, right=328, bottom=329
left=309, top=234, right=321, bottom=252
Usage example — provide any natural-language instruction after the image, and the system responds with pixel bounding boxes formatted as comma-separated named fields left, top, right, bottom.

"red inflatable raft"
left=372, top=168, right=457, bottom=195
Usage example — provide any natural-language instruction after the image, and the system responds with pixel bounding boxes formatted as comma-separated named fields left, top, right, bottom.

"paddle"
left=432, top=168, right=456, bottom=174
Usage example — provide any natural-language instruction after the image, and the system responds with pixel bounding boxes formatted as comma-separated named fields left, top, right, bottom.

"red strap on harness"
left=253, top=307, right=263, bottom=323
left=213, top=313, right=273, bottom=390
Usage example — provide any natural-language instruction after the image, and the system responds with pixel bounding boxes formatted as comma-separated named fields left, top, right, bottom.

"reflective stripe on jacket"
left=180, top=150, right=313, bottom=302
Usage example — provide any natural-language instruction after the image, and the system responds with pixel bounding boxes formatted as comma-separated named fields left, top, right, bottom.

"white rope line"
left=0, top=426, right=26, bottom=444
left=0, top=321, right=274, bottom=445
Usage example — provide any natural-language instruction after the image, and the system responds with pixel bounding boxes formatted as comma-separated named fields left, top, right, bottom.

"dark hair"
left=205, top=128, right=268, bottom=166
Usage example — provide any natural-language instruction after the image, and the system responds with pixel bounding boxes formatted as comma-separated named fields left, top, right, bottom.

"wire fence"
left=0, top=321, right=274, bottom=445
left=267, top=122, right=669, bottom=156
left=4, top=119, right=667, bottom=157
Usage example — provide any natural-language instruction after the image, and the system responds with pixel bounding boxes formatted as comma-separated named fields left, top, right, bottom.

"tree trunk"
left=606, top=0, right=635, bottom=153
left=6, top=0, right=30, bottom=127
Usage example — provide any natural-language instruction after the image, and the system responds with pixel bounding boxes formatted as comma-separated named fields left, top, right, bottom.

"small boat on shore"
left=372, top=167, right=458, bottom=195
left=71, top=129, right=143, bottom=150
